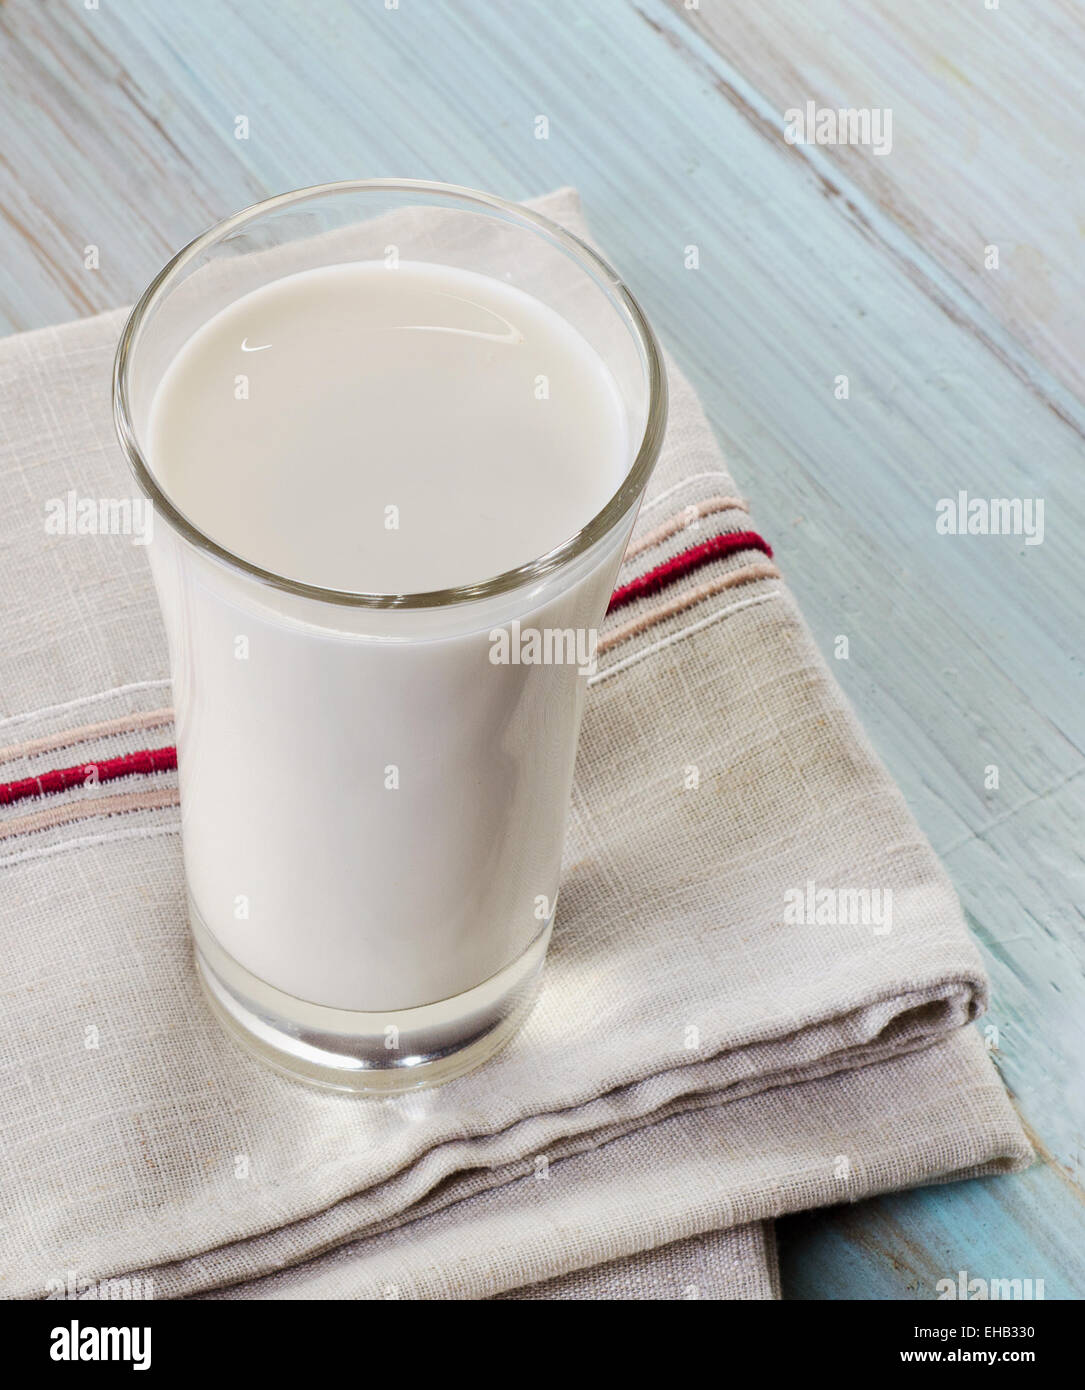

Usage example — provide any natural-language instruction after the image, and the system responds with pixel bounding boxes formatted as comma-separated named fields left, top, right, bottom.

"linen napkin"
left=0, top=189, right=1030, bottom=1301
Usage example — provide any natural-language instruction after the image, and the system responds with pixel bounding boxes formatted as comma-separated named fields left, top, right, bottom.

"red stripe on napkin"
left=608, top=530, right=773, bottom=615
left=0, top=746, right=178, bottom=807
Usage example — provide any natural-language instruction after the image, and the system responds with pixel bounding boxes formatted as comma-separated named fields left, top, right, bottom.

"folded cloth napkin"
left=0, top=189, right=1030, bottom=1301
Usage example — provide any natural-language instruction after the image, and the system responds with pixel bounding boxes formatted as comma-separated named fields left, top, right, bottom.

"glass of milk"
left=114, top=181, right=666, bottom=1091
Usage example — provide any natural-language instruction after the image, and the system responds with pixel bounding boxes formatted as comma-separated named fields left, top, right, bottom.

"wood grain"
left=0, top=0, right=1080, bottom=1298
left=668, top=0, right=1085, bottom=406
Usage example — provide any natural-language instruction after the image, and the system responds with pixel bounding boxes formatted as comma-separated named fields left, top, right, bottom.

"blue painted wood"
left=0, top=0, right=1080, bottom=1298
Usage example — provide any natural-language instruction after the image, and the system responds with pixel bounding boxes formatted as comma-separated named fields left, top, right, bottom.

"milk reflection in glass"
left=147, top=262, right=629, bottom=1011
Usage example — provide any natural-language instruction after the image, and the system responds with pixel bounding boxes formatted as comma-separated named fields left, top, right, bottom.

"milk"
left=146, top=261, right=632, bottom=1012
left=150, top=261, right=626, bottom=593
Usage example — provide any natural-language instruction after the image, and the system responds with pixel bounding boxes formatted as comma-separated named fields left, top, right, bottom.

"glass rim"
left=112, top=178, right=668, bottom=610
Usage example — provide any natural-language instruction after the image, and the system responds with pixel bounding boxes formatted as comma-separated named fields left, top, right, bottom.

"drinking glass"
left=114, top=180, right=666, bottom=1091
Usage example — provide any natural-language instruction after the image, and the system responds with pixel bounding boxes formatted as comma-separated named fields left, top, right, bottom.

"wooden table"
left=1, top=0, right=1081, bottom=1298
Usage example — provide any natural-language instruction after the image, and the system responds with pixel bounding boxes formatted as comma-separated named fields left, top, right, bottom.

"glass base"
left=191, top=899, right=552, bottom=1094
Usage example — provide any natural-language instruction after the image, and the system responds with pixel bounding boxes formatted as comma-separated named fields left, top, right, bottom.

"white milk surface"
left=150, top=261, right=627, bottom=593
left=147, top=261, right=632, bottom=1011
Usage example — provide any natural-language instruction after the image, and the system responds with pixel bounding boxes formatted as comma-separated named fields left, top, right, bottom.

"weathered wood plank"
left=668, top=0, right=1085, bottom=406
